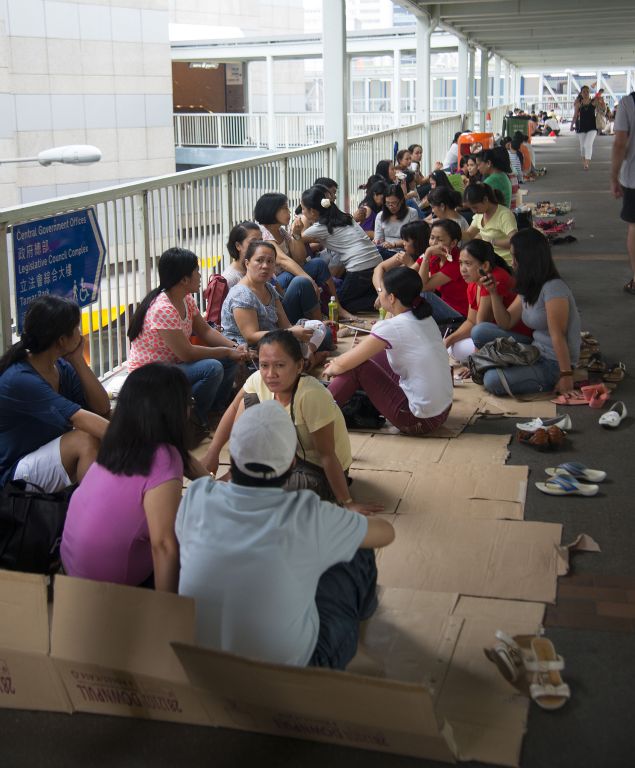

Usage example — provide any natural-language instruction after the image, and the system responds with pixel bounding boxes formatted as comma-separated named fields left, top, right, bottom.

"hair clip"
left=320, top=198, right=331, bottom=208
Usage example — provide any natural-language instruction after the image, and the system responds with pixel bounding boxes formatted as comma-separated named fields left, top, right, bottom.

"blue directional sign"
left=13, top=207, right=106, bottom=332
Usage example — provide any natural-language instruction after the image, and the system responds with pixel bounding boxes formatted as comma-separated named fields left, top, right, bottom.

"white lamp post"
left=0, top=145, right=102, bottom=166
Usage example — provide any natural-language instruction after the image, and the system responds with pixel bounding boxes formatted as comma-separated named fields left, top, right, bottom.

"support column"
left=323, top=0, right=348, bottom=205
left=416, top=12, right=432, bottom=172
left=502, top=59, right=509, bottom=106
left=494, top=54, right=501, bottom=106
left=266, top=55, right=276, bottom=149
left=627, top=70, right=632, bottom=96
left=538, top=73, right=544, bottom=111
left=457, top=37, right=468, bottom=116
left=393, top=46, right=401, bottom=128
left=479, top=47, right=489, bottom=131
left=467, top=46, right=475, bottom=126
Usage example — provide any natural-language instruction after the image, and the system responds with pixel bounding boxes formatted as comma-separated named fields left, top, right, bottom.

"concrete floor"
left=2, top=134, right=634, bottom=768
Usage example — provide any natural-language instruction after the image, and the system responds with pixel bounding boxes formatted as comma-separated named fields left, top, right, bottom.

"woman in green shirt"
left=476, top=148, right=513, bottom=208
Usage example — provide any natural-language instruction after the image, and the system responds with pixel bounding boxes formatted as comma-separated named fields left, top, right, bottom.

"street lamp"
left=0, top=145, right=102, bottom=166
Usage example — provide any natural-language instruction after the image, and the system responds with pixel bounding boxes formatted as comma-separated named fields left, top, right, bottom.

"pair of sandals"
left=484, top=631, right=570, bottom=710
left=535, top=462, right=606, bottom=497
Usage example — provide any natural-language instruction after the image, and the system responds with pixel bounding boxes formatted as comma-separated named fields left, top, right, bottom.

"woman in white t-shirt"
left=325, top=267, right=453, bottom=436
left=221, top=221, right=261, bottom=288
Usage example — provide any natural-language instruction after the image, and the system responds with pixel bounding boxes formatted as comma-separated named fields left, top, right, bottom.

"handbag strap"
left=495, top=367, right=516, bottom=398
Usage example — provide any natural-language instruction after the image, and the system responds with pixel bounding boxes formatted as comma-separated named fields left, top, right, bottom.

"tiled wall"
left=0, top=0, right=176, bottom=207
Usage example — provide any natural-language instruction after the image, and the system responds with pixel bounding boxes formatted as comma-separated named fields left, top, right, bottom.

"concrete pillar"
left=467, top=46, right=475, bottom=125
left=457, top=37, right=468, bottom=116
left=393, top=46, right=401, bottom=128
left=502, top=59, right=509, bottom=105
left=479, top=47, right=489, bottom=130
left=494, top=54, right=501, bottom=106
left=538, top=73, right=544, bottom=111
left=416, top=13, right=432, bottom=172
left=266, top=55, right=276, bottom=149
left=323, top=0, right=348, bottom=204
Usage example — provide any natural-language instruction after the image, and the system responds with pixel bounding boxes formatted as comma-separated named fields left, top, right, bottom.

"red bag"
left=203, top=274, right=228, bottom=325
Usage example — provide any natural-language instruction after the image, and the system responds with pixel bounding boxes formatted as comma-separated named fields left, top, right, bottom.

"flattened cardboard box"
left=50, top=575, right=209, bottom=725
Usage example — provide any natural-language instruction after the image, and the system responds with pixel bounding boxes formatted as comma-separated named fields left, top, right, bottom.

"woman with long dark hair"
left=295, top=186, right=382, bottom=313
left=61, top=363, right=207, bottom=591
left=0, top=295, right=110, bottom=491
left=127, top=247, right=247, bottom=439
left=325, top=268, right=453, bottom=436
left=462, top=183, right=518, bottom=264
left=475, top=229, right=581, bottom=396
left=373, top=183, right=419, bottom=254
left=443, top=240, right=531, bottom=364
left=202, top=330, right=380, bottom=514
left=353, top=179, right=388, bottom=239
left=572, top=85, right=599, bottom=170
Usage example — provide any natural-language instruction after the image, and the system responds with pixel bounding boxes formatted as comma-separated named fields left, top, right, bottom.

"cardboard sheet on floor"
left=348, top=469, right=412, bottom=514
left=378, top=515, right=562, bottom=602
left=351, top=433, right=447, bottom=470
left=438, top=434, right=511, bottom=465
left=453, top=381, right=557, bottom=419
left=397, top=463, right=528, bottom=521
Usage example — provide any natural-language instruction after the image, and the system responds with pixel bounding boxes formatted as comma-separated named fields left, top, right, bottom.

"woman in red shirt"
left=418, top=219, right=468, bottom=320
left=444, top=240, right=531, bottom=363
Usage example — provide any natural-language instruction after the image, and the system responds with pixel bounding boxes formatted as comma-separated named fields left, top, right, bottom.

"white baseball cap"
left=229, top=400, right=297, bottom=479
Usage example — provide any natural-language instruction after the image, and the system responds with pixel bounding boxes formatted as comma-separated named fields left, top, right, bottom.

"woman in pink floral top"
left=128, top=248, right=248, bottom=437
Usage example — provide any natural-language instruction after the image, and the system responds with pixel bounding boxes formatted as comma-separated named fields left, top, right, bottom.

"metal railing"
left=176, top=111, right=440, bottom=150
left=1, top=113, right=467, bottom=377
left=0, top=144, right=336, bottom=376
left=347, top=113, right=464, bottom=200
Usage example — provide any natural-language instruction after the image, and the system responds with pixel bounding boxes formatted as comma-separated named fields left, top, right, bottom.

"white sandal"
left=525, top=637, right=571, bottom=711
left=599, top=401, right=627, bottom=429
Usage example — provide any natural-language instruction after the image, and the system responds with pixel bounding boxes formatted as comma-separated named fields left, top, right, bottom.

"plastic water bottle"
left=328, top=296, right=339, bottom=323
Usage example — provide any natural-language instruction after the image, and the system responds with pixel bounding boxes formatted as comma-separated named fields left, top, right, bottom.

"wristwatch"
left=292, top=233, right=302, bottom=241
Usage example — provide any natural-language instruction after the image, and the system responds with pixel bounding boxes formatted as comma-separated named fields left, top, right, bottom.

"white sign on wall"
left=226, top=64, right=243, bottom=85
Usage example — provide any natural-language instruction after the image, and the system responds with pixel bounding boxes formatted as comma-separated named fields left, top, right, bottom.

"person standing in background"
left=611, top=90, right=635, bottom=295
left=572, top=86, right=599, bottom=170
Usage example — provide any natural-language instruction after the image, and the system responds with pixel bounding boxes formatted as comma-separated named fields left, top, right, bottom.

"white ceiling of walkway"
left=401, top=0, right=635, bottom=68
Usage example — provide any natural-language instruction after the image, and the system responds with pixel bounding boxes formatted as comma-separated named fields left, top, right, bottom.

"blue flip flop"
left=535, top=474, right=599, bottom=497
left=544, top=462, right=606, bottom=483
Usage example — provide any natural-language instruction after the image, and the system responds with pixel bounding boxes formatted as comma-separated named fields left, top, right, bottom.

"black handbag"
left=468, top=337, right=541, bottom=395
left=0, top=480, right=75, bottom=574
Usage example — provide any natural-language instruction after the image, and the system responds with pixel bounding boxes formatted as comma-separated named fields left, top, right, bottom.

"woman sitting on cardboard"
left=325, top=268, right=453, bottom=436
left=202, top=330, right=381, bottom=516
left=61, top=363, right=209, bottom=592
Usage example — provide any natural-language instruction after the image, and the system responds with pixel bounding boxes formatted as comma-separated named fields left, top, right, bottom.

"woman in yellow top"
left=462, top=183, right=518, bottom=264
left=202, top=329, right=382, bottom=516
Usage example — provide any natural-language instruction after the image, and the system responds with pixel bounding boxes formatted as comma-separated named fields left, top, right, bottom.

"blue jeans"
left=309, top=548, right=378, bottom=670
left=422, top=291, right=464, bottom=323
left=483, top=356, right=560, bottom=396
left=179, top=357, right=237, bottom=425
left=276, top=258, right=331, bottom=290
left=279, top=276, right=319, bottom=323
left=471, top=322, right=532, bottom=348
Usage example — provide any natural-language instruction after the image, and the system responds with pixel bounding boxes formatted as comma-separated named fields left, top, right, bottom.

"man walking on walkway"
left=611, top=91, right=635, bottom=294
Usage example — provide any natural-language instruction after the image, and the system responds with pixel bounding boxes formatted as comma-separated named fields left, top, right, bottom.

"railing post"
left=134, top=191, right=152, bottom=299
left=174, top=115, right=182, bottom=147
left=0, top=223, right=12, bottom=352
left=279, top=158, right=288, bottom=200
left=220, top=172, right=233, bottom=268
left=216, top=114, right=223, bottom=148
